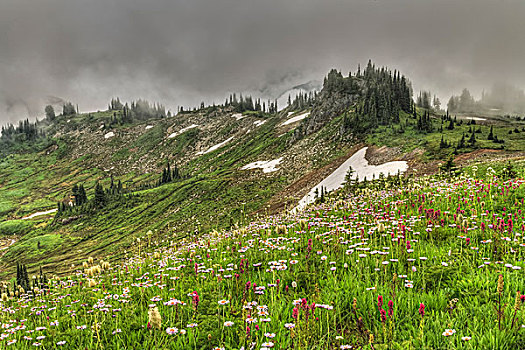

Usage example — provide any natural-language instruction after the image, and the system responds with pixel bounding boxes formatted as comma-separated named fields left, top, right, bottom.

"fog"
left=1, top=0, right=525, bottom=123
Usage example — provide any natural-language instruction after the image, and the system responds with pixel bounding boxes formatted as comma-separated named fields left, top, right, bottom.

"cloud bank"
left=1, top=0, right=525, bottom=123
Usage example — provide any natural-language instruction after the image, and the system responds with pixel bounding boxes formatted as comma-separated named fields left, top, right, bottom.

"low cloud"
left=1, top=0, right=525, bottom=123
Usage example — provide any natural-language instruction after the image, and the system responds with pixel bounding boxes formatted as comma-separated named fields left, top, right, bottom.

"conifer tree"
left=94, top=182, right=106, bottom=208
left=488, top=126, right=494, bottom=140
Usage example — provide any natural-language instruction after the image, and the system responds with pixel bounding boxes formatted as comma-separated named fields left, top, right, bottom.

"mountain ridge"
left=2, top=63, right=525, bottom=278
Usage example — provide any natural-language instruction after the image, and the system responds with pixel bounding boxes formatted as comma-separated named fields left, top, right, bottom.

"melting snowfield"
left=463, top=116, right=486, bottom=121
left=232, top=113, right=245, bottom=120
left=104, top=131, right=115, bottom=139
left=241, top=157, right=283, bottom=173
left=294, top=147, right=408, bottom=211
left=197, top=137, right=234, bottom=155
left=22, top=208, right=58, bottom=220
left=253, top=120, right=266, bottom=127
left=281, top=112, right=310, bottom=126
left=145, top=125, right=154, bottom=130
left=168, top=124, right=199, bottom=139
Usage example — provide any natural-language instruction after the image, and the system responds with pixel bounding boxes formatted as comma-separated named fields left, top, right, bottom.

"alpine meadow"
left=2, top=1, right=525, bottom=349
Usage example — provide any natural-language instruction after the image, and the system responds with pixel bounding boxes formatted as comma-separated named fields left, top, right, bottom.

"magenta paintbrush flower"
left=388, top=300, right=394, bottom=317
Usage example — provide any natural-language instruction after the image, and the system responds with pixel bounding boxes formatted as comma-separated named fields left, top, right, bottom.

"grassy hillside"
left=0, top=104, right=357, bottom=278
left=3, top=65, right=525, bottom=283
left=2, top=160, right=525, bottom=349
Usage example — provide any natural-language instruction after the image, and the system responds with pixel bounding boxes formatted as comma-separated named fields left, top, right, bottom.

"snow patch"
left=281, top=112, right=310, bottom=126
left=168, top=124, right=199, bottom=139
left=253, top=120, right=266, bottom=127
left=294, top=147, right=408, bottom=211
left=0, top=239, right=16, bottom=250
left=232, top=113, right=245, bottom=120
left=145, top=125, right=154, bottom=130
left=104, top=131, right=115, bottom=139
left=22, top=209, right=58, bottom=220
left=464, top=117, right=486, bottom=121
left=241, top=157, right=283, bottom=173
left=197, top=137, right=234, bottom=155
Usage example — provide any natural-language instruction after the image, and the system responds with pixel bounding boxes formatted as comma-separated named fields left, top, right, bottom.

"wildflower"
left=380, top=308, right=387, bottom=323
left=166, top=327, right=178, bottom=335
left=388, top=300, right=394, bottom=317
left=292, top=307, right=299, bottom=319
left=218, top=299, right=230, bottom=305
left=148, top=306, right=162, bottom=330
left=192, top=291, right=200, bottom=310
left=285, top=323, right=295, bottom=329
left=442, top=329, right=456, bottom=337
left=224, top=321, right=234, bottom=327
left=419, top=303, right=425, bottom=317
left=57, top=341, right=66, bottom=346
left=462, top=336, right=472, bottom=341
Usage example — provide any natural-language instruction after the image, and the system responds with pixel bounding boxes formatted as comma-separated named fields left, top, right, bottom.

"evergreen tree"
left=468, top=131, right=476, bottom=145
left=488, top=125, right=494, bottom=140
left=458, top=133, right=466, bottom=149
left=45, top=105, right=55, bottom=121
left=94, top=182, right=106, bottom=208
left=344, top=166, right=355, bottom=187
left=72, top=184, right=79, bottom=206
left=62, top=102, right=77, bottom=116
left=440, top=155, right=457, bottom=175
left=440, top=135, right=447, bottom=149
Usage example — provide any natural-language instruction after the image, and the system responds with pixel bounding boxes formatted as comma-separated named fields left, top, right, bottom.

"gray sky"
left=1, top=0, right=525, bottom=123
